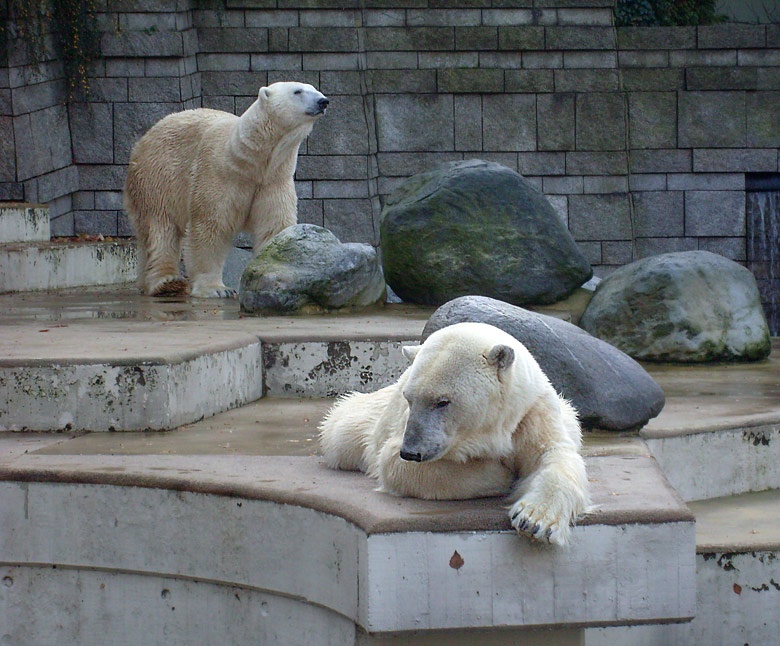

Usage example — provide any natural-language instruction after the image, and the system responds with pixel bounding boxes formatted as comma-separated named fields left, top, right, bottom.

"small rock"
left=580, top=250, right=771, bottom=362
left=380, top=159, right=592, bottom=306
left=240, top=224, right=386, bottom=315
left=423, top=295, right=665, bottom=431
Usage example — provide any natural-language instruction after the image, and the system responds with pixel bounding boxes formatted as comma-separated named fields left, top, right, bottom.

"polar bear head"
left=258, top=81, right=329, bottom=128
left=399, top=322, right=543, bottom=464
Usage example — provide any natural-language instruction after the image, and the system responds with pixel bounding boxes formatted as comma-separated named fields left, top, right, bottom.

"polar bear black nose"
left=400, top=449, right=423, bottom=462
left=318, top=97, right=329, bottom=108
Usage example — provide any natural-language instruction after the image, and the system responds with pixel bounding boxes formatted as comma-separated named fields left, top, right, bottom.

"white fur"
left=124, top=81, right=328, bottom=298
left=319, top=322, right=590, bottom=546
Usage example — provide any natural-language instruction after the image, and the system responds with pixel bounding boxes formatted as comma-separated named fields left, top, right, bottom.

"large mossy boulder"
left=423, top=295, right=666, bottom=431
left=380, top=160, right=592, bottom=306
left=580, top=250, right=771, bottom=363
left=240, top=224, right=386, bottom=315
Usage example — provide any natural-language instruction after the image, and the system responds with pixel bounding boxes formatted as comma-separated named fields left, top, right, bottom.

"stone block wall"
left=2, top=0, right=779, bottom=277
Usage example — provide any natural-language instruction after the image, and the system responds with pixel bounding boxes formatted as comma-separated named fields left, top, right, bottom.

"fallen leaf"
left=733, top=583, right=742, bottom=595
left=449, top=550, right=464, bottom=570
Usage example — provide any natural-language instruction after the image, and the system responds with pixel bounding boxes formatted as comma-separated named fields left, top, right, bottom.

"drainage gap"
left=746, top=173, right=780, bottom=335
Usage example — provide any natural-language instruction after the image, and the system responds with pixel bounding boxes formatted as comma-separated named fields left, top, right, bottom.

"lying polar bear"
left=124, top=81, right=329, bottom=298
left=319, top=322, right=589, bottom=546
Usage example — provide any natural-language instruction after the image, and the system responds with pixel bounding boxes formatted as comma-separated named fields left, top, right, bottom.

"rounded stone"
left=580, top=250, right=771, bottom=363
left=239, top=224, right=386, bottom=315
left=380, top=159, right=592, bottom=306
left=422, top=295, right=666, bottom=431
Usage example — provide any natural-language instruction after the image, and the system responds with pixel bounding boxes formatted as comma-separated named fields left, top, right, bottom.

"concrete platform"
left=0, top=239, right=137, bottom=293
left=3, top=286, right=779, bottom=643
left=0, top=445, right=695, bottom=638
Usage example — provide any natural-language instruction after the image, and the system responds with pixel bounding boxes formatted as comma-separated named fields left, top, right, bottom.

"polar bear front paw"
left=509, top=496, right=573, bottom=547
left=190, top=283, right=237, bottom=299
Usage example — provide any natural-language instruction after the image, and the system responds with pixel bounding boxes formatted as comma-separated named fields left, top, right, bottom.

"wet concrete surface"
left=2, top=286, right=779, bottom=449
left=690, top=489, right=780, bottom=552
left=0, top=288, right=434, bottom=365
left=642, top=340, right=780, bottom=437
left=28, top=398, right=648, bottom=459
left=29, top=398, right=330, bottom=457
left=0, top=284, right=243, bottom=323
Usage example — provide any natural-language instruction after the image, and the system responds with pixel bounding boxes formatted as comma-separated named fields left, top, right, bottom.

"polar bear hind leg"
left=124, top=180, right=187, bottom=296
left=319, top=387, right=397, bottom=471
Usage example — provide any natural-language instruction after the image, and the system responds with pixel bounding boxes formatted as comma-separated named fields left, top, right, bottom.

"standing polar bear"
left=319, top=322, right=589, bottom=546
left=124, top=82, right=329, bottom=297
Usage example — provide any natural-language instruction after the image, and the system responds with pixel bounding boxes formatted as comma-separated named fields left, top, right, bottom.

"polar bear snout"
left=400, top=414, right=448, bottom=463
left=399, top=448, right=424, bottom=462
left=307, top=96, right=329, bottom=116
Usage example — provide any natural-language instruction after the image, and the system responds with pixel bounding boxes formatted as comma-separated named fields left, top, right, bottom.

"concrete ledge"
left=0, top=240, right=137, bottom=293
left=690, top=490, right=780, bottom=553
left=642, top=348, right=780, bottom=500
left=0, top=454, right=693, bottom=534
left=643, top=423, right=780, bottom=502
left=0, top=342, right=263, bottom=431
left=263, top=340, right=414, bottom=397
left=0, top=313, right=429, bottom=431
left=0, top=205, right=49, bottom=244
left=0, top=453, right=695, bottom=636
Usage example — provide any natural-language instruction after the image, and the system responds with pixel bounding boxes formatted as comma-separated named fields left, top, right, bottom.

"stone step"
left=0, top=322, right=265, bottom=432
left=0, top=312, right=426, bottom=432
left=0, top=239, right=137, bottom=293
left=641, top=348, right=780, bottom=501
left=0, top=204, right=49, bottom=243
left=0, top=432, right=695, bottom=641
left=586, top=488, right=780, bottom=646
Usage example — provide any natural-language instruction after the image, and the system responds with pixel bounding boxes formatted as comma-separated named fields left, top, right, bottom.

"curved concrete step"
left=0, top=239, right=137, bottom=293
left=587, top=488, right=780, bottom=646
left=0, top=446, right=695, bottom=639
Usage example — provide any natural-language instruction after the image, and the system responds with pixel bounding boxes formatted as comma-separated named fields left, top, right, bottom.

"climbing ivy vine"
left=1, top=0, right=100, bottom=100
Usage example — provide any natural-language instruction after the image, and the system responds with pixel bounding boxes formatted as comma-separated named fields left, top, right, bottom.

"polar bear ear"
left=259, top=86, right=271, bottom=101
left=402, top=345, right=421, bottom=363
left=485, top=344, right=515, bottom=371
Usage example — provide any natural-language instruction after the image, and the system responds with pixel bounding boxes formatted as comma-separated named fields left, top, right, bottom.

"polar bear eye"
left=294, top=89, right=302, bottom=95
left=434, top=399, right=450, bottom=409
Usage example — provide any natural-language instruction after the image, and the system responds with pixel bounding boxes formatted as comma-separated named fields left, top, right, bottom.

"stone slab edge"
left=641, top=418, right=780, bottom=439
left=0, top=240, right=137, bottom=293
left=644, top=424, right=780, bottom=501
left=0, top=454, right=694, bottom=534
left=0, top=205, right=50, bottom=243
left=0, top=343, right=263, bottom=431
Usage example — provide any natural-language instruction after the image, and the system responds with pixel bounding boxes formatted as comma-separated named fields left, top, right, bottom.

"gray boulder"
left=422, top=295, right=665, bottom=431
left=222, top=247, right=254, bottom=292
left=240, top=224, right=386, bottom=315
left=580, top=250, right=771, bottom=362
left=380, top=159, right=592, bottom=306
